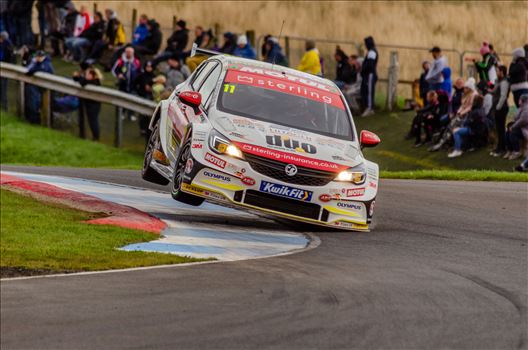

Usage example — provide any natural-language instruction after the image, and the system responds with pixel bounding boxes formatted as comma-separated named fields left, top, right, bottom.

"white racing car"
left=142, top=46, right=381, bottom=231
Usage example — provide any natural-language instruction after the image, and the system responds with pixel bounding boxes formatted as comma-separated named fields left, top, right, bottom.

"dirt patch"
left=1, top=266, right=78, bottom=278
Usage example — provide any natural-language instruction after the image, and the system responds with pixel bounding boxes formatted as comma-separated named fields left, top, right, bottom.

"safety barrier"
left=0, top=62, right=157, bottom=147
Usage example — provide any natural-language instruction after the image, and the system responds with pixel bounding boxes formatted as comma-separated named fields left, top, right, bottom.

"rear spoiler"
left=190, top=43, right=220, bottom=57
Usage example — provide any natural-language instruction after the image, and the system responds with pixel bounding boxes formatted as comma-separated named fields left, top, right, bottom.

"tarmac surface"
left=1, top=165, right=527, bottom=350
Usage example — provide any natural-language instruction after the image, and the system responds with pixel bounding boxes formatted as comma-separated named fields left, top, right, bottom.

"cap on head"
left=237, top=35, right=248, bottom=46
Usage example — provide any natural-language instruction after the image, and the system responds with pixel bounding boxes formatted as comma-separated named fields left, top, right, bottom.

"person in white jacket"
left=425, top=46, right=448, bottom=91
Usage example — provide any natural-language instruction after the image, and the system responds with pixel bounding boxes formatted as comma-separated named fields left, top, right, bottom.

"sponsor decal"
left=203, top=190, right=226, bottom=201
left=337, top=202, right=363, bottom=211
left=268, top=126, right=312, bottom=141
left=237, top=66, right=335, bottom=92
left=224, top=69, right=345, bottom=109
left=266, top=135, right=317, bottom=154
left=332, top=155, right=346, bottom=161
left=181, top=183, right=204, bottom=195
left=184, top=159, right=194, bottom=174
left=229, top=132, right=246, bottom=139
left=192, top=143, right=203, bottom=149
left=259, top=181, right=313, bottom=201
left=235, top=142, right=348, bottom=172
left=241, top=176, right=256, bottom=186
left=346, top=188, right=365, bottom=197
left=319, top=194, right=332, bottom=202
left=203, top=170, right=231, bottom=182
left=204, top=152, right=226, bottom=169
left=369, top=181, right=377, bottom=189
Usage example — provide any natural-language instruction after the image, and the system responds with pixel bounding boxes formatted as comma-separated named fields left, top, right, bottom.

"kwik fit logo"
left=259, top=181, right=313, bottom=201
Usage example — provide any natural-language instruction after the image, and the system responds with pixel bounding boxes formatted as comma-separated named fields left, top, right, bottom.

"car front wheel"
left=170, top=140, right=205, bottom=206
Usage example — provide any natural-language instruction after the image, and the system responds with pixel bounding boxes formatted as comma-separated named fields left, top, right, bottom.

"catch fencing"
left=0, top=62, right=157, bottom=147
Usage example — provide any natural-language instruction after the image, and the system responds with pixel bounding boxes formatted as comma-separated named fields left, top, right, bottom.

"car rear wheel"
left=142, top=120, right=170, bottom=185
left=171, top=140, right=205, bottom=206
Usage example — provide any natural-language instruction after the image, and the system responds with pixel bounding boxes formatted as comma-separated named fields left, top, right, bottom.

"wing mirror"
left=360, top=130, right=381, bottom=149
left=178, top=91, right=202, bottom=107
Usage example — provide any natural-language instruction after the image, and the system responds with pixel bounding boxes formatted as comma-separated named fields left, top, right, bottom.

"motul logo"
left=266, top=135, right=317, bottom=154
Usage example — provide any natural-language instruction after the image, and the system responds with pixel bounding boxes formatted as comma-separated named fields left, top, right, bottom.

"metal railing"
left=0, top=62, right=157, bottom=147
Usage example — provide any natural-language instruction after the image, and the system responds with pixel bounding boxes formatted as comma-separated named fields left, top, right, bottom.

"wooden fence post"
left=93, top=2, right=98, bottom=14
left=466, top=64, right=476, bottom=79
left=114, top=106, right=123, bottom=147
left=246, top=30, right=255, bottom=47
left=214, top=23, right=221, bottom=38
left=131, top=8, right=138, bottom=34
left=41, top=88, right=51, bottom=127
left=172, top=16, right=177, bottom=32
left=17, top=81, right=25, bottom=118
left=386, top=51, right=399, bottom=111
left=284, top=36, right=290, bottom=64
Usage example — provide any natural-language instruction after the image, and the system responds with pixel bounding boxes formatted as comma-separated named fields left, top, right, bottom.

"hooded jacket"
left=297, top=48, right=321, bottom=75
left=511, top=98, right=528, bottom=135
left=112, top=53, right=141, bottom=92
left=263, top=39, right=288, bottom=67
left=335, top=49, right=355, bottom=84
left=26, top=55, right=54, bottom=75
left=81, top=20, right=105, bottom=43
left=509, top=48, right=528, bottom=91
left=140, top=20, right=162, bottom=54
left=475, top=53, right=497, bottom=84
left=166, top=28, right=189, bottom=53
left=132, top=23, right=148, bottom=45
left=361, top=36, right=378, bottom=78
left=234, top=43, right=257, bottom=60
left=440, top=67, right=452, bottom=95
left=426, top=55, right=448, bottom=84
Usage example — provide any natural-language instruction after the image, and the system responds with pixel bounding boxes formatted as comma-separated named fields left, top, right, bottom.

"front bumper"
left=181, top=146, right=377, bottom=231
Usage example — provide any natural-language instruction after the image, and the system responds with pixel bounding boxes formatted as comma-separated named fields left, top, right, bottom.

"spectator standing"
left=233, top=34, right=256, bottom=59
left=474, top=41, right=497, bottom=84
left=65, top=11, right=105, bottom=62
left=132, top=14, right=149, bottom=45
left=218, top=32, right=237, bottom=55
left=24, top=50, right=54, bottom=124
left=297, top=40, right=321, bottom=76
left=73, top=67, right=102, bottom=140
left=133, top=61, right=155, bottom=100
left=360, top=36, right=378, bottom=117
left=508, top=47, right=528, bottom=107
left=164, top=56, right=191, bottom=91
left=0, top=31, right=15, bottom=111
left=425, top=46, right=448, bottom=92
left=88, top=9, right=125, bottom=61
left=152, top=19, right=189, bottom=67
left=449, top=94, right=488, bottom=158
left=112, top=46, right=141, bottom=93
left=504, top=94, right=528, bottom=160
left=419, top=61, right=430, bottom=105
left=334, top=46, right=355, bottom=89
left=262, top=37, right=288, bottom=66
left=490, top=66, right=510, bottom=157
left=7, top=0, right=35, bottom=48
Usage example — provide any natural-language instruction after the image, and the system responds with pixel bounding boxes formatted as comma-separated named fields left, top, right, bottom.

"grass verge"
left=1, top=111, right=143, bottom=169
left=381, top=170, right=528, bottom=182
left=0, top=189, right=206, bottom=276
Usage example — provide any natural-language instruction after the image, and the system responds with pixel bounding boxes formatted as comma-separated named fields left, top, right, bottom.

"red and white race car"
left=142, top=48, right=381, bottom=231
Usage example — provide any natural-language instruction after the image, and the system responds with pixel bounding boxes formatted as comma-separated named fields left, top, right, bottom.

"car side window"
left=191, top=62, right=216, bottom=90
left=198, top=64, right=222, bottom=108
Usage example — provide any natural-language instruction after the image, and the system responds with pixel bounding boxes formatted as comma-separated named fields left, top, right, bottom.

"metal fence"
left=0, top=62, right=157, bottom=147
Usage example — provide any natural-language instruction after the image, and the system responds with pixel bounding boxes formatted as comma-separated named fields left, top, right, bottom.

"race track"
left=1, top=165, right=527, bottom=350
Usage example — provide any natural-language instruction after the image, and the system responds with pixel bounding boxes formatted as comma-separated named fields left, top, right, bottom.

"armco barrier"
left=0, top=62, right=157, bottom=147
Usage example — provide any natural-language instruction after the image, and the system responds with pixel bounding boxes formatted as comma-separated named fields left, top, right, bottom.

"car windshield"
left=216, top=69, right=355, bottom=141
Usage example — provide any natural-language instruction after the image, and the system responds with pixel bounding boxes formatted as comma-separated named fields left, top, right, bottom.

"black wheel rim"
left=143, top=124, right=158, bottom=173
left=173, top=144, right=190, bottom=194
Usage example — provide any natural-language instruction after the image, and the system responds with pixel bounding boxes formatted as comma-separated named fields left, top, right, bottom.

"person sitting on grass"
left=408, top=90, right=441, bottom=147
left=504, top=94, right=528, bottom=160
left=65, top=11, right=105, bottom=62
left=448, top=94, right=488, bottom=158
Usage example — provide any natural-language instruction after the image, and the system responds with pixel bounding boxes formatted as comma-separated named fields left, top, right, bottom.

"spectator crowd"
left=0, top=1, right=526, bottom=171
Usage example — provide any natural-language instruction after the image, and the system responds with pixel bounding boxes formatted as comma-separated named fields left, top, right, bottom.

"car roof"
left=211, top=55, right=335, bottom=89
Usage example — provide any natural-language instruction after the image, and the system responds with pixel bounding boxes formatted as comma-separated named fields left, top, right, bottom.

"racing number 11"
left=223, top=84, right=236, bottom=94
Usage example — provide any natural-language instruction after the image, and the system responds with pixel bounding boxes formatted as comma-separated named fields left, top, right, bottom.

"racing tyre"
left=142, top=121, right=170, bottom=185
left=171, top=140, right=205, bottom=206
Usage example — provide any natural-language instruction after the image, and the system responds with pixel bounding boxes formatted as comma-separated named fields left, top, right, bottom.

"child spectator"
left=152, top=75, right=167, bottom=103
left=73, top=67, right=102, bottom=140
left=490, top=66, right=510, bottom=157
left=297, top=40, right=321, bottom=76
left=65, top=11, right=104, bottom=62
left=112, top=46, right=141, bottom=93
left=334, top=46, right=355, bottom=89
left=133, top=61, right=155, bottom=100
left=262, top=37, right=288, bottom=66
left=152, top=19, right=189, bottom=67
left=24, top=50, right=55, bottom=124
left=360, top=36, right=378, bottom=116
left=425, top=46, right=448, bottom=92
left=504, top=94, right=528, bottom=160
left=509, top=47, right=528, bottom=108
left=474, top=41, right=497, bottom=85
left=419, top=61, right=430, bottom=105
left=164, top=56, right=191, bottom=91
left=449, top=94, right=487, bottom=158
left=88, top=9, right=125, bottom=61
left=233, top=34, right=256, bottom=59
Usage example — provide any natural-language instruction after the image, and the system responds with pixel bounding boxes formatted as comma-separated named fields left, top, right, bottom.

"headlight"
left=209, top=130, right=244, bottom=159
left=335, top=164, right=366, bottom=184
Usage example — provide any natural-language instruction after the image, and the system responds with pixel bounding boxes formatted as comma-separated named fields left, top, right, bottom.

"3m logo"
left=259, top=181, right=313, bottom=201
left=204, top=153, right=226, bottom=169
left=192, top=143, right=203, bottom=149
